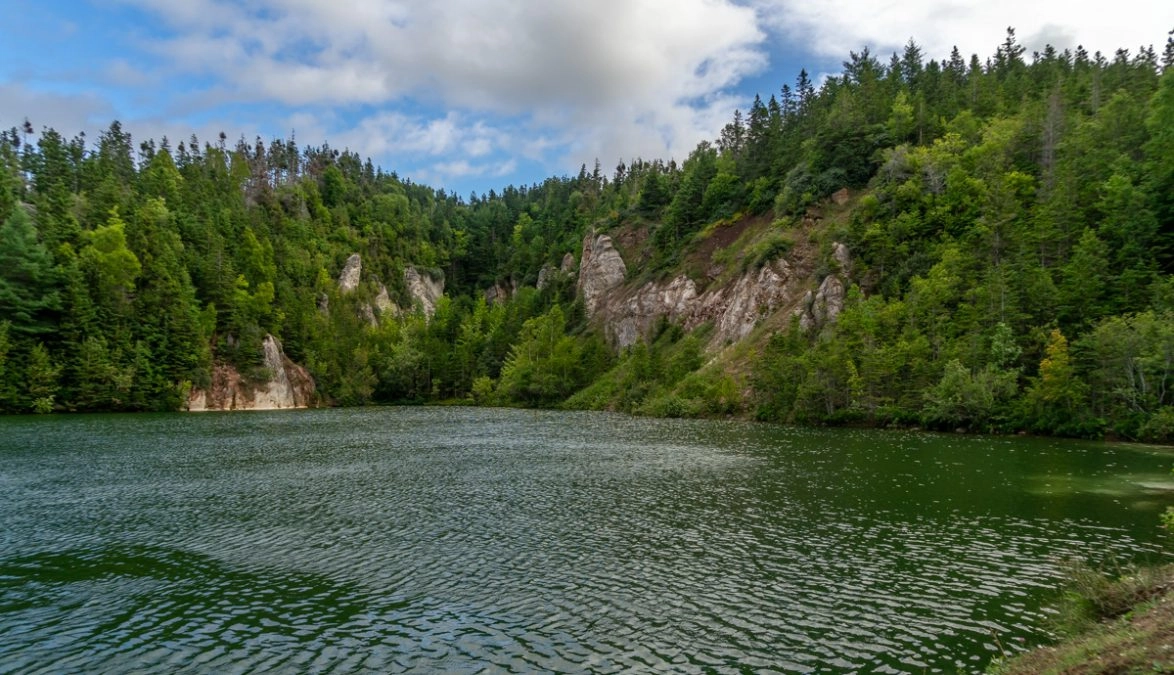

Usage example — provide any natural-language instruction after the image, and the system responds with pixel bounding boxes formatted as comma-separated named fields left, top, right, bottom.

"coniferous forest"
left=2, top=29, right=1172, bottom=441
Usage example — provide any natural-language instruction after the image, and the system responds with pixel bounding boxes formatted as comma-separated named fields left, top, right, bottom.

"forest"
left=1, top=29, right=1172, bottom=441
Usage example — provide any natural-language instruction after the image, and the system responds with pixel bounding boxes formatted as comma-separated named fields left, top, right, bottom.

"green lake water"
left=2, top=407, right=1172, bottom=673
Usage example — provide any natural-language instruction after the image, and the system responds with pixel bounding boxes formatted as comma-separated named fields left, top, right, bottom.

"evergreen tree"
left=0, top=207, right=60, bottom=336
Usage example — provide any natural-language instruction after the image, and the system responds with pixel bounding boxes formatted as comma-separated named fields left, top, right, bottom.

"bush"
left=470, top=376, right=495, bottom=405
left=745, top=233, right=794, bottom=271
left=1051, top=559, right=1174, bottom=635
left=1139, top=406, right=1174, bottom=443
left=638, top=394, right=695, bottom=418
left=32, top=395, right=54, bottom=414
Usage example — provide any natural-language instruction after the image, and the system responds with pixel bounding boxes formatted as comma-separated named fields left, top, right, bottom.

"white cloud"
left=0, top=84, right=114, bottom=136
left=115, top=0, right=768, bottom=181
left=754, top=0, right=1172, bottom=63
left=23, top=0, right=1167, bottom=193
left=422, top=158, right=518, bottom=185
left=103, top=59, right=157, bottom=88
left=125, top=0, right=765, bottom=110
left=327, top=111, right=506, bottom=161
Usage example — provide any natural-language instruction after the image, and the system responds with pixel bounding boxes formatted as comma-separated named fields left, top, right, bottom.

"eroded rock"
left=188, top=334, right=315, bottom=411
left=338, top=254, right=362, bottom=294
left=813, top=274, right=845, bottom=325
left=486, top=281, right=515, bottom=305
left=832, top=241, right=852, bottom=275
left=577, top=233, right=627, bottom=318
left=594, top=257, right=799, bottom=348
left=404, top=267, right=444, bottom=317
left=611, top=275, right=699, bottom=348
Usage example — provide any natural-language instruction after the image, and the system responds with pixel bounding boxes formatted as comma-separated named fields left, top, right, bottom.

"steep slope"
left=578, top=221, right=848, bottom=349
left=562, top=199, right=857, bottom=417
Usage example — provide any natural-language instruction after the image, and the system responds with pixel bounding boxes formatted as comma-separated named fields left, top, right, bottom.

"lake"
left=1, top=407, right=1172, bottom=673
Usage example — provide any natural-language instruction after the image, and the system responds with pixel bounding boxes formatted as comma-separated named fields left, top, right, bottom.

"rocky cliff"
left=577, top=227, right=851, bottom=349
left=188, top=335, right=315, bottom=411
left=335, top=253, right=444, bottom=321
left=577, top=233, right=628, bottom=318
left=338, top=253, right=363, bottom=294
left=403, top=267, right=444, bottom=317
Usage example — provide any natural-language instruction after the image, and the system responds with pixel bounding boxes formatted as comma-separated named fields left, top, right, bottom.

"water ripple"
left=1, top=407, right=1171, bottom=673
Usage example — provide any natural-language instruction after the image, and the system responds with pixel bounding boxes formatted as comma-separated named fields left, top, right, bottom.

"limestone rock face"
left=338, top=254, right=362, bottom=294
left=577, top=233, right=627, bottom=318
left=813, top=274, right=845, bottom=325
left=560, top=253, right=576, bottom=274
left=796, top=243, right=851, bottom=332
left=610, top=275, right=699, bottom=348
left=708, top=258, right=795, bottom=342
left=832, top=241, right=852, bottom=275
left=188, top=334, right=314, bottom=411
left=796, top=275, right=846, bottom=333
left=593, top=258, right=800, bottom=348
left=798, top=290, right=816, bottom=332
left=360, top=303, right=378, bottom=325
left=404, top=267, right=444, bottom=317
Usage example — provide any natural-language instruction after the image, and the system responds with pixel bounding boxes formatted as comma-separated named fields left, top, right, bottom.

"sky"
left=2, top=1, right=1170, bottom=197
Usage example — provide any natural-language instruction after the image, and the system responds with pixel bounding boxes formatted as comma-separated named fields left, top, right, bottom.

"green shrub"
left=745, top=233, right=794, bottom=271
left=1050, top=559, right=1174, bottom=635
left=1139, top=407, right=1174, bottom=443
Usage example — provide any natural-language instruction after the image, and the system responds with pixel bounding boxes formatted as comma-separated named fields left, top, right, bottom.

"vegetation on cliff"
left=1, top=29, right=1172, bottom=440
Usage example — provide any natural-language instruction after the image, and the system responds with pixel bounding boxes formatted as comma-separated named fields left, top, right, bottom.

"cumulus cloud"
left=14, top=0, right=1170, bottom=192
left=111, top=0, right=767, bottom=182
left=125, top=0, right=763, bottom=110
left=754, top=0, right=1172, bottom=62
left=427, top=158, right=518, bottom=182
left=328, top=111, right=506, bottom=161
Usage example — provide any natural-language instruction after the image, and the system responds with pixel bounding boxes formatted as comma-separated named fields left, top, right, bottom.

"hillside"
left=1, top=28, right=1172, bottom=440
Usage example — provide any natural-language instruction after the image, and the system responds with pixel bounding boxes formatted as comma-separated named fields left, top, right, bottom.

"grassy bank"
left=990, top=564, right=1174, bottom=674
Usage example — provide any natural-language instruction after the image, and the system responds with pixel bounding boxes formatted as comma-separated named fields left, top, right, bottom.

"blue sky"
left=3, top=0, right=1170, bottom=197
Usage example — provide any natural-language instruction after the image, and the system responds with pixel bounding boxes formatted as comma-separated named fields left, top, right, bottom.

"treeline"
left=0, top=120, right=602, bottom=411
left=1, top=29, right=1172, bottom=441
left=749, top=31, right=1174, bottom=441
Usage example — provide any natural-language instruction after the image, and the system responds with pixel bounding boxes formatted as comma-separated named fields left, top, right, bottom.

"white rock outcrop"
left=832, top=241, right=852, bottom=275
left=798, top=243, right=852, bottom=332
left=610, top=275, right=699, bottom=347
left=485, top=281, right=515, bottom=305
left=338, top=254, right=362, bottom=294
left=812, top=274, right=845, bottom=326
left=404, top=267, right=444, bottom=317
left=188, top=334, right=314, bottom=411
left=706, top=258, right=795, bottom=342
left=583, top=238, right=853, bottom=347
left=577, top=233, right=627, bottom=318
left=591, top=258, right=799, bottom=348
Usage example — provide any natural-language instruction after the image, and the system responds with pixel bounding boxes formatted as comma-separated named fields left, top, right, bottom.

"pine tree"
left=0, top=207, right=60, bottom=336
